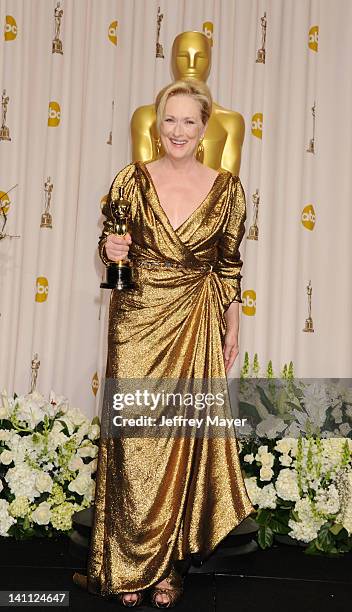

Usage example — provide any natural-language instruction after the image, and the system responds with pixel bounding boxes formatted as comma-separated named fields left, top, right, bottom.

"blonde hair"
left=155, top=79, right=212, bottom=134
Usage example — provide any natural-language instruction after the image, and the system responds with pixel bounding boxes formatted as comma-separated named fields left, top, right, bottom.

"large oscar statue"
left=131, top=31, right=244, bottom=176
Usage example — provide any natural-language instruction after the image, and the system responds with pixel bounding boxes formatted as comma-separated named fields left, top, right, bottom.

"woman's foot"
left=118, top=591, right=144, bottom=607
left=151, top=568, right=183, bottom=608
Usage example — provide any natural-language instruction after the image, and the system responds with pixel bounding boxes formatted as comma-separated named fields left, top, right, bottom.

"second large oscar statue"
left=100, top=187, right=135, bottom=291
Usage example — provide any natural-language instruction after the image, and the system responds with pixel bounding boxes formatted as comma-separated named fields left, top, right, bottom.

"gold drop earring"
left=155, top=137, right=162, bottom=158
left=196, top=137, right=204, bottom=162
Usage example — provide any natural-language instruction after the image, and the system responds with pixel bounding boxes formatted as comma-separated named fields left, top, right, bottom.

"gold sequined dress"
left=87, top=161, right=255, bottom=596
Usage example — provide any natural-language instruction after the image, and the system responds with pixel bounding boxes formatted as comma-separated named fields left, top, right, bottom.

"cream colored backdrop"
left=0, top=0, right=351, bottom=419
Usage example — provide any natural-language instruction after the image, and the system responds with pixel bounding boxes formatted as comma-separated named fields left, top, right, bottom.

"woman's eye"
left=186, top=121, right=195, bottom=125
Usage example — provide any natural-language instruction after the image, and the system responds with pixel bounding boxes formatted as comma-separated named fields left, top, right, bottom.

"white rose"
left=0, top=479, right=3, bottom=493
left=35, top=472, right=53, bottom=494
left=68, top=455, right=84, bottom=472
left=68, top=473, right=92, bottom=496
left=279, top=453, right=292, bottom=467
left=243, top=453, right=255, bottom=463
left=31, top=502, right=51, bottom=525
left=0, top=450, right=14, bottom=465
left=259, top=466, right=274, bottom=481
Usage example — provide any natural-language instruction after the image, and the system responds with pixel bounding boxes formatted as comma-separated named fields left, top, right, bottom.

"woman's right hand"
left=105, top=232, right=132, bottom=262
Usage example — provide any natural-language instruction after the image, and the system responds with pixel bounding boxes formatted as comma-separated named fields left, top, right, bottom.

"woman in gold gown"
left=74, top=79, right=255, bottom=607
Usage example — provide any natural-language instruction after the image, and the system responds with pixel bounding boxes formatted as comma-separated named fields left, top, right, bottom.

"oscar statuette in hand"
left=100, top=187, right=135, bottom=290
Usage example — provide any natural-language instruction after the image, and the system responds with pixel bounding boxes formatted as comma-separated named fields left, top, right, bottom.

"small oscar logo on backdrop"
left=202, top=21, right=213, bottom=46
left=4, top=15, right=17, bottom=41
left=35, top=277, right=49, bottom=303
left=251, top=113, right=263, bottom=139
left=306, top=101, right=316, bottom=154
left=0, top=89, right=11, bottom=141
left=41, top=177, right=53, bottom=228
left=308, top=25, right=319, bottom=52
left=242, top=290, right=256, bottom=316
left=107, top=100, right=114, bottom=145
left=156, top=7, right=164, bottom=58
left=256, top=12, right=267, bottom=63
left=301, top=204, right=316, bottom=231
left=247, top=189, right=260, bottom=240
left=91, top=372, right=99, bottom=396
left=108, top=21, right=118, bottom=45
left=48, top=101, right=61, bottom=127
left=52, top=2, right=63, bottom=54
left=303, top=280, right=314, bottom=332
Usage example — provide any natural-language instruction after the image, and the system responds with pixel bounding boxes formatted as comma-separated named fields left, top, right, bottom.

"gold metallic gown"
left=87, top=161, right=255, bottom=596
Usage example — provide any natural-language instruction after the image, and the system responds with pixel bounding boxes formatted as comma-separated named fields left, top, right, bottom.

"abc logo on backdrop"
left=0, top=191, right=10, bottom=215
left=202, top=22, right=213, bottom=46
left=35, top=277, right=49, bottom=303
left=308, top=26, right=319, bottom=52
left=252, top=113, right=263, bottom=139
left=48, top=101, right=61, bottom=127
left=301, top=204, right=316, bottom=230
left=4, top=15, right=17, bottom=41
left=242, top=290, right=256, bottom=316
left=108, top=21, right=118, bottom=45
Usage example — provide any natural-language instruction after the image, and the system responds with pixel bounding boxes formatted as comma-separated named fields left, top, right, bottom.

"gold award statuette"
left=247, top=188, right=259, bottom=240
left=100, top=187, right=135, bottom=291
left=303, top=280, right=314, bottom=332
left=40, top=177, right=53, bottom=228
left=52, top=2, right=64, bottom=55
left=156, top=7, right=164, bottom=58
left=0, top=89, right=11, bottom=141
left=306, top=101, right=316, bottom=154
left=256, top=12, right=267, bottom=64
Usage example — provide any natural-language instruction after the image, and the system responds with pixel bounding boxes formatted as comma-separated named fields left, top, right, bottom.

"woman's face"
left=160, top=94, right=205, bottom=161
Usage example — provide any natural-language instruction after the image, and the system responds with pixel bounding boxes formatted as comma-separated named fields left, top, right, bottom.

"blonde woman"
left=74, top=79, right=254, bottom=608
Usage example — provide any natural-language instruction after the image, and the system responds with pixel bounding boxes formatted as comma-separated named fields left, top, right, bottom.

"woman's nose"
left=172, top=121, right=184, bottom=136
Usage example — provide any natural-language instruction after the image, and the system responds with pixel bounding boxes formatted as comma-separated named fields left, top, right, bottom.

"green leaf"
left=305, top=541, right=321, bottom=555
left=255, top=386, right=277, bottom=415
left=257, top=525, right=274, bottom=549
left=329, top=523, right=344, bottom=536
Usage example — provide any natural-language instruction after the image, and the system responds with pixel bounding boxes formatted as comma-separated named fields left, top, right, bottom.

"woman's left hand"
left=223, top=329, right=239, bottom=373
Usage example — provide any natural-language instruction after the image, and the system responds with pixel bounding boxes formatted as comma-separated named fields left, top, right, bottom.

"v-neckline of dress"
left=138, top=160, right=224, bottom=233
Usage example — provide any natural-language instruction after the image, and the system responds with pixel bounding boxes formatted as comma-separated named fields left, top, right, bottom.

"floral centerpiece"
left=238, top=354, right=352, bottom=555
left=0, top=390, right=99, bottom=539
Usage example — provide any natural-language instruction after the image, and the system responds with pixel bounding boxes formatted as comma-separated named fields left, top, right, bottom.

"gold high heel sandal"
left=117, top=591, right=144, bottom=607
left=150, top=567, right=184, bottom=608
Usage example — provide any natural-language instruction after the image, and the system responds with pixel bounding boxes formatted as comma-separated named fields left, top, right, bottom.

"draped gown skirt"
left=87, top=161, right=255, bottom=595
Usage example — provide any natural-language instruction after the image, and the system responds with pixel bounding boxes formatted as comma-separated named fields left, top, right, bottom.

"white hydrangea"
left=244, top=477, right=261, bottom=506
left=35, top=472, right=53, bottom=494
left=0, top=499, right=16, bottom=536
left=5, top=463, right=40, bottom=502
left=257, top=483, right=277, bottom=509
left=315, top=485, right=340, bottom=515
left=275, top=469, right=300, bottom=502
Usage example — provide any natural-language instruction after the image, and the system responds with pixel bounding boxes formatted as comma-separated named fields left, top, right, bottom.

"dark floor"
left=0, top=535, right=351, bottom=612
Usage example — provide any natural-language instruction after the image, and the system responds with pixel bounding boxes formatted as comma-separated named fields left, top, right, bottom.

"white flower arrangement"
left=241, top=435, right=352, bottom=554
left=0, top=390, right=99, bottom=539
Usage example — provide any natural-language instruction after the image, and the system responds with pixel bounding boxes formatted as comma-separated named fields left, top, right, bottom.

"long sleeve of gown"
left=214, top=176, right=247, bottom=304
